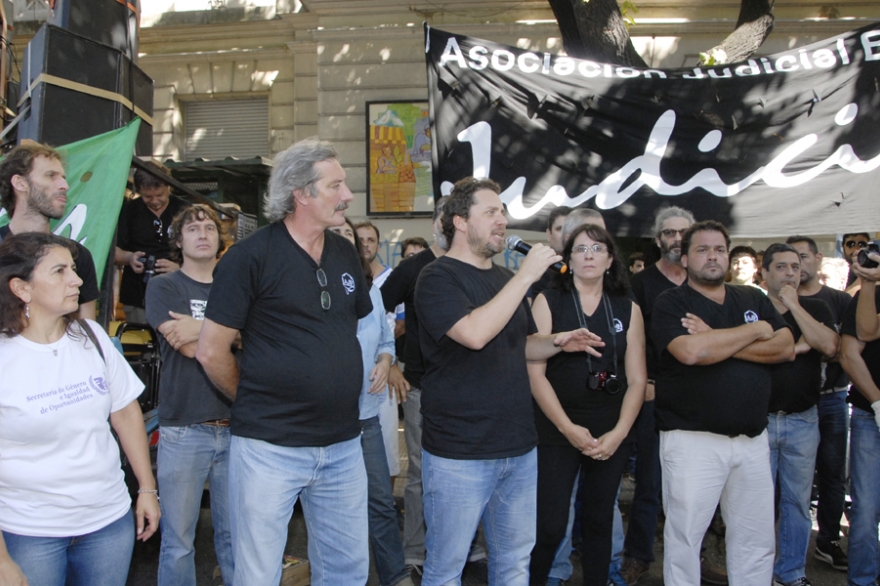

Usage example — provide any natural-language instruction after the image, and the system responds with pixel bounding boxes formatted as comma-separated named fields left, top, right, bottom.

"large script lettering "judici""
left=440, top=103, right=879, bottom=219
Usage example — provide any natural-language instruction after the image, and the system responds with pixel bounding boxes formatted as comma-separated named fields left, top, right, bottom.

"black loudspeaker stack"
left=17, top=0, right=152, bottom=154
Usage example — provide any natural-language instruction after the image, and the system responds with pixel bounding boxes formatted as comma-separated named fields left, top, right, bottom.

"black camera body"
left=588, top=371, right=622, bottom=395
left=138, top=254, right=157, bottom=283
left=857, top=240, right=880, bottom=269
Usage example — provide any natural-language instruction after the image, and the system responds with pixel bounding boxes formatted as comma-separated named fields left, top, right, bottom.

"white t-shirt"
left=0, top=320, right=145, bottom=537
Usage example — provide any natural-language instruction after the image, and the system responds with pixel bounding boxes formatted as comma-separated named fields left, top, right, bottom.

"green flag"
left=0, top=118, right=141, bottom=282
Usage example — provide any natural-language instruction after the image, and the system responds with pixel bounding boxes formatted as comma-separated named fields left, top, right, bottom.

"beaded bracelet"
left=138, top=488, right=160, bottom=500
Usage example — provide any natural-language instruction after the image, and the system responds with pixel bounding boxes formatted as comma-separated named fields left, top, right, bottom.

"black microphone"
left=506, top=235, right=568, bottom=273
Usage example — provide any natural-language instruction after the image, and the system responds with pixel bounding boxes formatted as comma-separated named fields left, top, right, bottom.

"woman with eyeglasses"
left=0, top=232, right=160, bottom=586
left=528, top=223, right=646, bottom=586
left=329, top=219, right=412, bottom=586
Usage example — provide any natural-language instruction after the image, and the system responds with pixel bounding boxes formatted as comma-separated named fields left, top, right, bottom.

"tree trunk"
left=548, top=0, right=648, bottom=67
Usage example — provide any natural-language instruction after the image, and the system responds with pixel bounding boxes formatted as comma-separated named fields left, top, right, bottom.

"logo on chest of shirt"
left=744, top=310, right=759, bottom=323
left=190, top=299, right=207, bottom=320
left=613, top=318, right=624, bottom=333
left=89, top=375, right=109, bottom=395
left=342, top=272, right=356, bottom=295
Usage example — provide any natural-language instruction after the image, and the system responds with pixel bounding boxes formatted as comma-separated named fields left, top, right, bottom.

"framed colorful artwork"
left=365, top=100, right=435, bottom=216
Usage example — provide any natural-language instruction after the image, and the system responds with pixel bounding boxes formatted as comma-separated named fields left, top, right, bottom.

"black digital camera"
left=139, top=254, right=157, bottom=283
left=588, top=371, right=622, bottom=395
left=857, top=240, right=880, bottom=269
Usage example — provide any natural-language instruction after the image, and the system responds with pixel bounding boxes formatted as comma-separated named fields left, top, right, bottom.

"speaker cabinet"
left=18, top=24, right=152, bottom=154
left=47, top=0, right=139, bottom=61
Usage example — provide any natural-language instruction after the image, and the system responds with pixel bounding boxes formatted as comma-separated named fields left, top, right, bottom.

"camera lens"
left=858, top=242, right=880, bottom=268
left=605, top=377, right=622, bottom=395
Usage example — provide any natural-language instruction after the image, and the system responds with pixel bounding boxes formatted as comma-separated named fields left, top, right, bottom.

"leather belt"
left=201, top=419, right=230, bottom=427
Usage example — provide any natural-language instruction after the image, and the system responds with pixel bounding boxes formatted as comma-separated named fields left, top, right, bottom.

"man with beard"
left=414, top=177, right=599, bottom=585
left=0, top=142, right=99, bottom=319
left=381, top=198, right=467, bottom=577
left=786, top=235, right=852, bottom=572
left=761, top=243, right=838, bottom=586
left=196, top=138, right=373, bottom=585
left=652, top=220, right=794, bottom=586
left=620, top=206, right=694, bottom=584
left=115, top=161, right=184, bottom=323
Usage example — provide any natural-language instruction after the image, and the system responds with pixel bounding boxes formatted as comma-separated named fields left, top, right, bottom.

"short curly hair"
left=0, top=143, right=63, bottom=216
left=440, top=177, right=502, bottom=247
left=167, top=204, right=227, bottom=266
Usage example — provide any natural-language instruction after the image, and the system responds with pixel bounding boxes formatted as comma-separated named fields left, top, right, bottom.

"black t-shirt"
left=768, top=298, right=834, bottom=414
left=205, top=222, right=372, bottom=447
left=527, top=268, right=555, bottom=299
left=801, top=286, right=851, bottom=391
left=841, top=289, right=880, bottom=414
left=381, top=248, right=437, bottom=389
left=535, top=288, right=635, bottom=445
left=145, top=270, right=231, bottom=427
left=0, top=225, right=99, bottom=305
left=630, top=264, right=678, bottom=379
left=116, top=195, right=185, bottom=308
left=415, top=256, right=538, bottom=460
left=652, top=283, right=790, bottom=438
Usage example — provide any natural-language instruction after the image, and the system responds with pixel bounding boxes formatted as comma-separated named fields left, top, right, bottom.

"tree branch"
left=701, top=0, right=775, bottom=64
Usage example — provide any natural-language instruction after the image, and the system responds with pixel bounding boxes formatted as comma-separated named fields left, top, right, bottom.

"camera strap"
left=571, top=289, right=618, bottom=377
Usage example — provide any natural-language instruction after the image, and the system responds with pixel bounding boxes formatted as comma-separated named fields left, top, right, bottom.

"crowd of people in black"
left=0, top=137, right=879, bottom=586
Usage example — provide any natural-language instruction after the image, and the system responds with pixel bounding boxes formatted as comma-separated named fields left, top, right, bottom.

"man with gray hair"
left=196, top=137, right=374, bottom=586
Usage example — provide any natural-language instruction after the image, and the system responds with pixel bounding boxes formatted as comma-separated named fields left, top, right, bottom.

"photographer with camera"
left=839, top=240, right=880, bottom=586
left=115, top=161, right=184, bottom=323
left=528, top=223, right=646, bottom=586
left=651, top=221, right=795, bottom=586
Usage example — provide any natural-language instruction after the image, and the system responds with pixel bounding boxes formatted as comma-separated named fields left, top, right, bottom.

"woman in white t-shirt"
left=0, top=232, right=160, bottom=586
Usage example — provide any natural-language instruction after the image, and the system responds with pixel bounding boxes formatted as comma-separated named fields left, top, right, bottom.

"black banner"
left=425, top=24, right=880, bottom=236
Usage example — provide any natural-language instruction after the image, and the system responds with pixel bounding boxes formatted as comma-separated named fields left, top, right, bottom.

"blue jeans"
left=609, top=483, right=626, bottom=586
left=361, top=416, right=409, bottom=586
left=768, top=406, right=820, bottom=583
left=157, top=424, right=233, bottom=586
left=816, top=390, right=850, bottom=547
left=848, top=408, right=880, bottom=586
left=623, top=399, right=661, bottom=565
left=3, top=510, right=134, bottom=586
left=548, top=473, right=578, bottom=581
left=229, top=435, right=368, bottom=586
left=422, top=448, right=537, bottom=586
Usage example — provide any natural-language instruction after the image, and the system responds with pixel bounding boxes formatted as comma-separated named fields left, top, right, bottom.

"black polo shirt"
left=652, top=283, right=790, bottom=438
left=117, top=195, right=185, bottom=308
left=205, top=222, right=372, bottom=447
